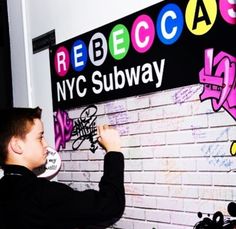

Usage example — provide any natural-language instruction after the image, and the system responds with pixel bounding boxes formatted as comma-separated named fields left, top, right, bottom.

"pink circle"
left=219, top=0, right=236, bottom=25
left=54, top=46, right=70, bottom=77
left=131, top=14, right=155, bottom=53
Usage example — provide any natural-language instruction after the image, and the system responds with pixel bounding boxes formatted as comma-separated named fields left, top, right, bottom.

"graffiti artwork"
left=231, top=142, right=236, bottom=156
left=71, top=105, right=98, bottom=153
left=199, top=48, right=236, bottom=120
left=194, top=201, right=236, bottom=229
left=54, top=109, right=73, bottom=151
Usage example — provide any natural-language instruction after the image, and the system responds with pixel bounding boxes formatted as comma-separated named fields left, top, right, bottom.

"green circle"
left=109, top=24, right=130, bottom=60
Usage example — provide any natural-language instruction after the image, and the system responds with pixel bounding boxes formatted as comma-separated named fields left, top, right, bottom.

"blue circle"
left=156, top=3, right=184, bottom=45
left=71, top=40, right=88, bottom=72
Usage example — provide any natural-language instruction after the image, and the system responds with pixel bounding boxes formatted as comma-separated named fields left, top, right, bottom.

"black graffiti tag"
left=72, top=105, right=98, bottom=153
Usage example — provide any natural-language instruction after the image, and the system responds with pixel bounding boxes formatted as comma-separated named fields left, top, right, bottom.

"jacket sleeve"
left=40, top=151, right=125, bottom=228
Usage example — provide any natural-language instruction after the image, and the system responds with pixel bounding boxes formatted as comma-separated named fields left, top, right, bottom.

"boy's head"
left=0, top=107, right=48, bottom=169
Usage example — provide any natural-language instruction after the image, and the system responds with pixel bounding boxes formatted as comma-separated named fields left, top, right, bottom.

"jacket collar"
left=3, top=164, right=36, bottom=179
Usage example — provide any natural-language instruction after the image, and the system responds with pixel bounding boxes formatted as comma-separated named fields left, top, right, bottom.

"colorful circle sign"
left=36, top=147, right=62, bottom=178
left=54, top=46, right=70, bottom=77
left=131, top=14, right=155, bottom=53
left=156, top=3, right=184, bottom=45
left=109, top=24, right=130, bottom=60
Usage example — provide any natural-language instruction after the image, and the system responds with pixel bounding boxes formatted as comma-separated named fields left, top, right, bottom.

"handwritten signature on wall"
left=199, top=48, right=236, bottom=121
left=54, top=105, right=99, bottom=153
left=71, top=105, right=98, bottom=153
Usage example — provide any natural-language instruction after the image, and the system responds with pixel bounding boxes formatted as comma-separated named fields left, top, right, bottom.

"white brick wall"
left=57, top=84, right=236, bottom=228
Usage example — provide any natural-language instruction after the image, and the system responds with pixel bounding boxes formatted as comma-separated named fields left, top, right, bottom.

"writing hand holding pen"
left=97, top=125, right=121, bottom=153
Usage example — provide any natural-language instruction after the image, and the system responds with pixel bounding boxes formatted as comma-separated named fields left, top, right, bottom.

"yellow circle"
left=185, top=0, right=217, bottom=35
left=231, top=142, right=236, bottom=156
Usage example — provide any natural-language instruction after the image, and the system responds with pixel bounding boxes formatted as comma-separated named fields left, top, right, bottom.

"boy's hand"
left=97, top=125, right=121, bottom=152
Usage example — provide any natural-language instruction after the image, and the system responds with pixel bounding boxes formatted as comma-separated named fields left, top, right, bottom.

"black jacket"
left=0, top=152, right=125, bottom=229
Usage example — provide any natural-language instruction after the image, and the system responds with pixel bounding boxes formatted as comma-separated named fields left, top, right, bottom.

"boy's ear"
left=8, top=136, right=23, bottom=155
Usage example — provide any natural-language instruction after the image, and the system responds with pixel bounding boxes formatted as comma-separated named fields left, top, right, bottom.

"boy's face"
left=20, top=118, right=48, bottom=170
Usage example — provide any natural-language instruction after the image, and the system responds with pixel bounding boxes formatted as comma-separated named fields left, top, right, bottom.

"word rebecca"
left=53, top=0, right=235, bottom=77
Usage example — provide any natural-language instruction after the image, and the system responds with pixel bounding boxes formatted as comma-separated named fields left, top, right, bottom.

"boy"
left=0, top=107, right=125, bottom=229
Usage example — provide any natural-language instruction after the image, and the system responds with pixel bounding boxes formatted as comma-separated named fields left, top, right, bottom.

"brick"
left=208, top=111, right=236, bottom=127
left=78, top=161, right=100, bottom=171
left=172, top=85, right=202, bottom=104
left=167, top=158, right=196, bottom=171
left=133, top=196, right=157, bottom=208
left=94, top=104, right=105, bottom=115
left=199, top=187, right=233, bottom=201
left=184, top=199, right=214, bottom=213
left=124, top=207, right=145, bottom=220
left=122, top=135, right=141, bottom=147
left=139, top=107, right=163, bottom=121
left=195, top=143, right=229, bottom=158
left=143, top=159, right=168, bottom=171
left=127, top=97, right=150, bottom=111
left=107, top=112, right=130, bottom=125
left=96, top=115, right=110, bottom=125
left=156, top=171, right=182, bottom=184
left=213, top=173, right=236, bottom=186
left=128, top=122, right=152, bottom=135
left=150, top=90, right=175, bottom=107
left=169, top=186, right=198, bottom=199
left=197, top=157, right=233, bottom=172
left=115, top=218, right=134, bottom=229
left=140, top=133, right=165, bottom=146
left=88, top=149, right=105, bottom=160
left=192, top=99, right=214, bottom=115
left=171, top=211, right=199, bottom=226
left=131, top=172, right=155, bottom=183
left=182, top=172, right=212, bottom=185
left=179, top=144, right=213, bottom=157
left=125, top=184, right=144, bottom=195
left=229, top=126, right=236, bottom=140
left=124, top=172, right=131, bottom=183
left=127, top=147, right=154, bottom=159
left=125, top=195, right=133, bottom=207
left=89, top=172, right=103, bottom=182
left=125, top=160, right=143, bottom=171
left=153, top=145, right=179, bottom=158
left=152, top=118, right=179, bottom=132
left=178, top=115, right=208, bottom=130
left=71, top=151, right=89, bottom=160
left=146, top=209, right=170, bottom=222
left=57, top=172, right=72, bottom=181
left=72, top=172, right=90, bottom=182
left=195, top=127, right=229, bottom=143
left=163, top=103, right=192, bottom=118
left=64, top=161, right=80, bottom=171
left=143, top=184, right=169, bottom=197
left=156, top=197, right=183, bottom=211
left=105, top=100, right=127, bottom=114
left=166, top=130, right=195, bottom=145
left=59, top=151, right=71, bottom=160
left=68, top=107, right=87, bottom=118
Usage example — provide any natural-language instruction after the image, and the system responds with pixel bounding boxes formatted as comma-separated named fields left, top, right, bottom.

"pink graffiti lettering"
left=54, top=109, right=73, bottom=151
left=199, top=49, right=236, bottom=120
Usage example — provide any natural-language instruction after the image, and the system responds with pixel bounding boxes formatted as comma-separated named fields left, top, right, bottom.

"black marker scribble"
left=194, top=208, right=236, bottom=229
left=72, top=105, right=98, bottom=153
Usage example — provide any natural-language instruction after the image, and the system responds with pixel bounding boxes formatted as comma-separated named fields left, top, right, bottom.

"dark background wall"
left=0, top=0, right=13, bottom=108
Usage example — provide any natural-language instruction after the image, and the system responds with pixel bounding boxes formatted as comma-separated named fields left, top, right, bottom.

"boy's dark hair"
left=0, top=107, right=42, bottom=165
